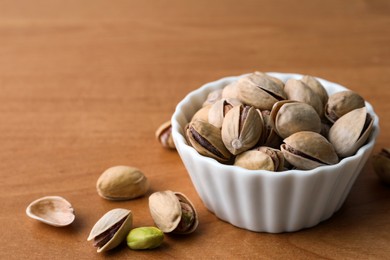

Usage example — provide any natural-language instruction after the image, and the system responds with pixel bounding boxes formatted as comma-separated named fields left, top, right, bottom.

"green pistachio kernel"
left=126, top=227, right=164, bottom=250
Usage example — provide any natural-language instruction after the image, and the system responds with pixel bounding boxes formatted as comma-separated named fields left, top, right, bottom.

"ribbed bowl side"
left=171, top=73, right=379, bottom=233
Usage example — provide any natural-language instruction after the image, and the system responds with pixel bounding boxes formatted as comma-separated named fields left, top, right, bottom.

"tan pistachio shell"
left=256, top=146, right=285, bottom=171
left=236, top=72, right=287, bottom=110
left=284, top=78, right=324, bottom=117
left=221, top=105, right=262, bottom=155
left=328, top=107, right=373, bottom=157
left=191, top=105, right=211, bottom=123
left=222, top=81, right=240, bottom=99
left=208, top=98, right=242, bottom=128
left=325, top=90, right=365, bottom=123
left=259, top=110, right=283, bottom=149
left=26, top=196, right=75, bottom=227
left=202, top=89, right=223, bottom=107
left=281, top=131, right=339, bottom=170
left=270, top=100, right=321, bottom=139
left=155, top=120, right=175, bottom=149
left=234, top=146, right=283, bottom=171
left=96, top=166, right=149, bottom=201
left=186, top=119, right=232, bottom=163
left=301, top=75, right=329, bottom=106
left=149, top=190, right=198, bottom=234
left=87, top=208, right=133, bottom=253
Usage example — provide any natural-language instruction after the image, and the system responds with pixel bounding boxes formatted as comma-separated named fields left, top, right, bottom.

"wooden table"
left=1, top=0, right=390, bottom=259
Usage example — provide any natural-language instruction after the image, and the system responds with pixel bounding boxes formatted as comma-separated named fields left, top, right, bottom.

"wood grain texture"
left=1, top=0, right=389, bottom=259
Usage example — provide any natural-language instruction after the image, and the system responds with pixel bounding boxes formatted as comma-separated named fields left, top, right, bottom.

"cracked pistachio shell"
left=149, top=191, right=198, bottom=234
left=372, top=148, right=390, bottom=184
left=222, top=105, right=262, bottom=155
left=97, top=166, right=149, bottom=200
left=186, top=119, right=232, bottom=163
left=234, top=146, right=284, bottom=171
left=26, top=196, right=75, bottom=227
left=256, top=146, right=285, bottom=171
left=208, top=98, right=242, bottom=128
left=281, top=131, right=339, bottom=170
left=202, top=89, right=223, bottom=107
left=284, top=78, right=324, bottom=117
left=301, top=75, right=329, bottom=106
left=259, top=110, right=283, bottom=149
left=270, top=100, right=321, bottom=139
left=325, top=90, right=365, bottom=123
left=328, top=107, right=373, bottom=158
left=88, top=208, right=133, bottom=253
left=236, top=72, right=287, bottom=110
left=155, top=120, right=175, bottom=149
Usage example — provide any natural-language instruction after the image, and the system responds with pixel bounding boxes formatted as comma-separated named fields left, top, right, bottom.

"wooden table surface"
left=1, top=0, right=390, bottom=259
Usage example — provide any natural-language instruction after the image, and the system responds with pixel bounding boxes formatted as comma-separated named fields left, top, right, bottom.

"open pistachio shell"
left=236, top=72, right=287, bottom=110
left=281, top=131, right=339, bottom=170
left=87, top=208, right=133, bottom=253
left=222, top=81, right=240, bottom=100
left=328, top=107, right=373, bottom=158
left=325, top=90, right=365, bottom=123
left=234, top=150, right=275, bottom=171
left=222, top=105, right=262, bottom=155
left=270, top=100, right=321, bottom=139
left=284, top=78, right=324, bottom=117
left=301, top=75, right=328, bottom=106
left=26, top=196, right=75, bottom=227
left=149, top=191, right=198, bottom=234
left=186, top=119, right=232, bottom=163
left=202, top=89, right=223, bottom=107
left=256, top=146, right=285, bottom=171
left=208, top=98, right=242, bottom=128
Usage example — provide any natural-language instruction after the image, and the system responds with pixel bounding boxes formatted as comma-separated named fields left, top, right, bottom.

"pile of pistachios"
left=182, top=72, right=374, bottom=171
left=87, top=165, right=198, bottom=253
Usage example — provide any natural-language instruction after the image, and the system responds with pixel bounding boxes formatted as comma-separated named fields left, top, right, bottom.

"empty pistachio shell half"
left=96, top=166, right=149, bottom=200
left=88, top=208, right=133, bottom=253
left=26, top=196, right=75, bottom=227
left=281, top=131, right=339, bottom=170
left=126, top=227, right=164, bottom=250
left=149, top=190, right=198, bottom=234
left=372, top=148, right=390, bottom=184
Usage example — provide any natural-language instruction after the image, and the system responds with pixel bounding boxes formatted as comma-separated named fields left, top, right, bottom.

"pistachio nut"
left=284, top=78, right=324, bottom=117
left=270, top=100, right=321, bottom=139
left=97, top=166, right=149, bottom=200
left=126, top=227, right=164, bottom=250
left=325, top=90, right=365, bottom=123
left=186, top=119, right=232, bottom=163
left=281, top=131, right=339, bottom=170
left=149, top=191, right=198, bottom=234
left=208, top=98, right=242, bottom=128
left=236, top=72, right=287, bottom=110
left=372, top=148, right=390, bottom=184
left=155, top=120, right=175, bottom=149
left=202, top=89, right=223, bottom=107
left=301, top=75, right=329, bottom=106
left=26, top=196, right=75, bottom=227
left=88, top=208, right=133, bottom=253
left=328, top=107, right=373, bottom=157
left=222, top=105, right=262, bottom=155
left=234, top=146, right=284, bottom=171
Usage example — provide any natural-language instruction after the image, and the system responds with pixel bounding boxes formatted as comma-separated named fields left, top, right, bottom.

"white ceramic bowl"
left=171, top=72, right=379, bottom=233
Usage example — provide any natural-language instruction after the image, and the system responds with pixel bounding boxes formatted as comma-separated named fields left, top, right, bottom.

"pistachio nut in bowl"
left=171, top=72, right=379, bottom=233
